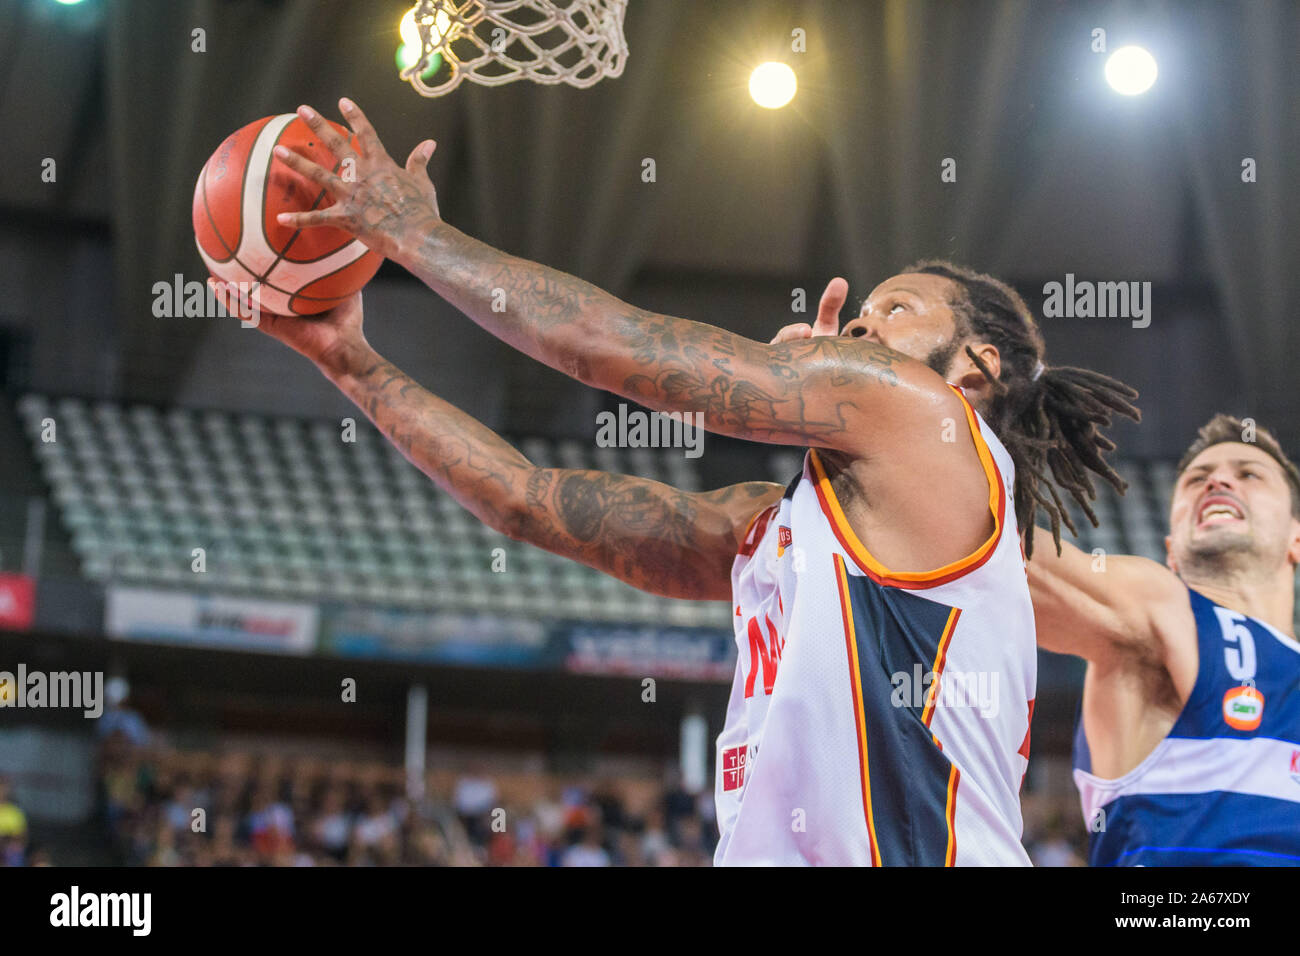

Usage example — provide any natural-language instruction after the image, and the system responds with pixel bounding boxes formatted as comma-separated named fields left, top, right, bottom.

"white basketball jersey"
left=714, top=386, right=1037, bottom=866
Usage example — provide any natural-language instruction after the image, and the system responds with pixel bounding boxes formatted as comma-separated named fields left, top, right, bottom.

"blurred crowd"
left=0, top=731, right=1087, bottom=868
left=1021, top=790, right=1088, bottom=867
left=96, top=732, right=717, bottom=867
left=92, top=735, right=1087, bottom=867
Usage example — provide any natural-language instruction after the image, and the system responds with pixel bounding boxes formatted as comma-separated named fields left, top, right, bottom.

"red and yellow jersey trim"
left=737, top=503, right=779, bottom=558
left=809, top=385, right=1006, bottom=590
left=943, top=764, right=961, bottom=866
left=921, top=607, right=962, bottom=727
left=834, top=553, right=882, bottom=866
left=929, top=733, right=961, bottom=866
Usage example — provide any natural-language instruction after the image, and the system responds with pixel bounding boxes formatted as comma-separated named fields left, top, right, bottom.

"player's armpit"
left=502, top=474, right=783, bottom=600
left=1026, top=531, right=1184, bottom=663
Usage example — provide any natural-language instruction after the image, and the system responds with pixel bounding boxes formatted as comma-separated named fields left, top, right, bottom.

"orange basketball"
left=193, top=114, right=383, bottom=316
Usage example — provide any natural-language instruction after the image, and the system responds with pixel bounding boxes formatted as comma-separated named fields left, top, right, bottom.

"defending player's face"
left=840, top=273, right=965, bottom=375
left=1167, top=442, right=1298, bottom=567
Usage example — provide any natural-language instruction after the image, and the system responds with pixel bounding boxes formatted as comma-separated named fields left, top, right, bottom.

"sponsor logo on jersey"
left=777, top=526, right=792, bottom=557
left=1289, top=749, right=1300, bottom=786
left=1222, top=685, right=1265, bottom=731
left=721, top=745, right=747, bottom=792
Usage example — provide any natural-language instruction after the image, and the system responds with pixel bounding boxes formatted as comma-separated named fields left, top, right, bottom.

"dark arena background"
left=0, top=0, right=1297, bottom=907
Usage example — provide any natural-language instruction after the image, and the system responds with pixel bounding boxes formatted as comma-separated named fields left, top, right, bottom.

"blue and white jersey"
left=1073, top=586, right=1300, bottom=866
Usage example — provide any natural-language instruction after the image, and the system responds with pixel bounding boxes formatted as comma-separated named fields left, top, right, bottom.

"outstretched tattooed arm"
left=274, top=100, right=950, bottom=457
left=392, top=227, right=938, bottom=454
left=237, top=290, right=783, bottom=600
left=333, top=356, right=780, bottom=599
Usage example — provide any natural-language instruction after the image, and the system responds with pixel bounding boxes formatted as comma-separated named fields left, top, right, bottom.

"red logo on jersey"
left=721, top=745, right=747, bottom=792
left=1289, top=749, right=1300, bottom=785
left=743, top=614, right=785, bottom=698
left=777, top=526, right=792, bottom=556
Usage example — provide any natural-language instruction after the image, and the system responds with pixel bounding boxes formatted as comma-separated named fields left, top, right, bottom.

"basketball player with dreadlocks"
left=256, top=100, right=1140, bottom=865
left=777, top=281, right=1300, bottom=866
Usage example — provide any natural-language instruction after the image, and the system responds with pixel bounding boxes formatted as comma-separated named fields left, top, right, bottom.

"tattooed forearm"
left=615, top=316, right=909, bottom=443
left=322, top=344, right=782, bottom=599
left=394, top=221, right=927, bottom=452
left=517, top=474, right=781, bottom=598
left=401, top=223, right=599, bottom=345
left=327, top=352, right=532, bottom=533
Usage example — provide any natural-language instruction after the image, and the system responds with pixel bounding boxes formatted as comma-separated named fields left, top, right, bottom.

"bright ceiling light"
left=400, top=5, right=453, bottom=49
left=1105, top=45, right=1158, bottom=95
left=749, top=62, right=797, bottom=109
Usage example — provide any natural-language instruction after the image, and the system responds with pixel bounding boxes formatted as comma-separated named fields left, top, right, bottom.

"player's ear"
left=1286, top=516, right=1300, bottom=567
left=951, top=342, right=1001, bottom=393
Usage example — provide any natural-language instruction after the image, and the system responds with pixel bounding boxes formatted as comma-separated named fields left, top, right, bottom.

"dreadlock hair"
left=902, top=260, right=1142, bottom=558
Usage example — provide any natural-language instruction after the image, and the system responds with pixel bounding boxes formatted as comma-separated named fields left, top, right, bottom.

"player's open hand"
left=272, top=98, right=440, bottom=260
left=769, top=277, right=849, bottom=344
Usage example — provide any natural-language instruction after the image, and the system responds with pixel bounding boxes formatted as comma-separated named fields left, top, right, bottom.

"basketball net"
left=401, top=0, right=629, bottom=97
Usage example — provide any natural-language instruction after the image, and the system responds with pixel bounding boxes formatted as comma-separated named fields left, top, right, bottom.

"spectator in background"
left=1029, top=810, right=1085, bottom=867
left=674, top=816, right=711, bottom=866
left=96, top=677, right=150, bottom=748
left=615, top=829, right=645, bottom=867
left=640, top=808, right=671, bottom=866
left=163, top=781, right=197, bottom=833
left=695, top=788, right=718, bottom=853
left=409, top=825, right=448, bottom=866
left=309, top=789, right=352, bottom=862
left=453, top=769, right=498, bottom=844
left=148, top=819, right=181, bottom=866
left=370, top=830, right=402, bottom=867
left=532, top=782, right=565, bottom=840
left=0, top=776, right=28, bottom=867
left=0, top=776, right=26, bottom=841
left=208, top=815, right=245, bottom=867
left=660, top=769, right=696, bottom=837
left=560, top=782, right=593, bottom=836
left=354, top=792, right=398, bottom=849
left=509, top=813, right=545, bottom=867
left=561, top=826, right=611, bottom=867
left=245, top=784, right=294, bottom=860
left=590, top=778, right=626, bottom=832
left=99, top=747, right=140, bottom=837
